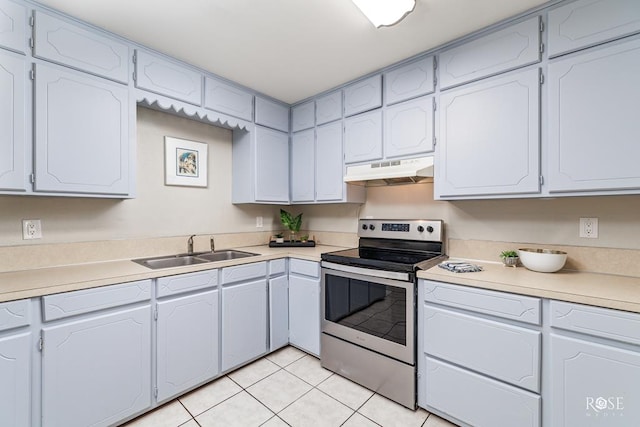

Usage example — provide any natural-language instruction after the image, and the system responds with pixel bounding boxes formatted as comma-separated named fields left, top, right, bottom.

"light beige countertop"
left=0, top=244, right=345, bottom=303
left=418, top=260, right=640, bottom=313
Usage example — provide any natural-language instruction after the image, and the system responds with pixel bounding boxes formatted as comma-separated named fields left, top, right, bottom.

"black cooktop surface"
left=321, top=247, right=441, bottom=273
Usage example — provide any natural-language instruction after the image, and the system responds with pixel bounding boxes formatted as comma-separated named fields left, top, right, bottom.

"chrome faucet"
left=187, top=235, right=195, bottom=255
left=210, top=236, right=215, bottom=252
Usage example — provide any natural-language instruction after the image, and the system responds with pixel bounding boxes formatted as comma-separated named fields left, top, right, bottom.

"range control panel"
left=358, top=219, right=443, bottom=242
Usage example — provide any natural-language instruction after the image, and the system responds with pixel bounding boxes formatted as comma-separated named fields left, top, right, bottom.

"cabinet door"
left=204, top=76, right=253, bottom=121
left=548, top=0, right=640, bottom=57
left=34, top=63, right=130, bottom=195
left=221, top=280, right=267, bottom=371
left=316, top=121, right=344, bottom=201
left=42, top=306, right=152, bottom=427
left=270, top=275, right=289, bottom=351
left=0, top=332, right=31, bottom=427
left=135, top=50, right=202, bottom=105
left=551, top=334, right=640, bottom=426
left=344, top=75, right=382, bottom=117
left=0, top=0, right=27, bottom=53
left=344, top=109, right=383, bottom=164
left=436, top=67, right=540, bottom=198
left=384, top=96, right=434, bottom=159
left=548, top=38, right=640, bottom=193
left=384, top=56, right=434, bottom=105
left=255, top=126, right=289, bottom=203
left=292, top=101, right=315, bottom=132
left=291, top=129, right=315, bottom=202
left=316, top=90, right=342, bottom=125
left=157, top=290, right=219, bottom=402
left=255, top=96, right=289, bottom=132
left=0, top=50, right=26, bottom=191
left=289, top=274, right=320, bottom=356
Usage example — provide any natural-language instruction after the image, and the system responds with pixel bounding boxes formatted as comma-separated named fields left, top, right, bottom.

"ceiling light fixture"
left=352, top=0, right=416, bottom=28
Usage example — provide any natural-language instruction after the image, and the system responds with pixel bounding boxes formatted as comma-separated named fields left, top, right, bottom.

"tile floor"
left=123, top=346, right=458, bottom=427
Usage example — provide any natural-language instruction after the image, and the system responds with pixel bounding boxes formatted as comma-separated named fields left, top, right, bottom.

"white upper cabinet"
left=0, top=50, right=26, bottom=191
left=135, top=50, right=202, bottom=105
left=548, top=0, right=640, bottom=57
left=0, top=0, right=27, bottom=53
left=315, top=90, right=342, bottom=125
left=344, top=109, right=383, bottom=164
left=291, top=129, right=315, bottom=202
left=204, top=76, right=253, bottom=121
left=384, top=56, right=434, bottom=105
left=439, top=17, right=541, bottom=89
left=254, top=126, right=290, bottom=202
left=344, top=75, right=382, bottom=117
left=384, top=96, right=434, bottom=159
left=436, top=67, right=540, bottom=198
left=254, top=96, right=289, bottom=132
left=316, top=121, right=345, bottom=202
left=34, top=11, right=129, bottom=83
left=292, top=100, right=315, bottom=132
left=547, top=37, right=640, bottom=193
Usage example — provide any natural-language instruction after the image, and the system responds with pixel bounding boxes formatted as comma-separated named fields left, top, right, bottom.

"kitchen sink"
left=133, top=250, right=260, bottom=270
left=195, top=250, right=258, bottom=262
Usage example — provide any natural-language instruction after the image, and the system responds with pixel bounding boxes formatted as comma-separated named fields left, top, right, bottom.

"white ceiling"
left=35, top=0, right=549, bottom=104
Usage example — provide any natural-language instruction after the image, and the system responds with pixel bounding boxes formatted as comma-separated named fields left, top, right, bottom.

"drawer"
left=221, top=262, right=267, bottom=285
left=289, top=259, right=320, bottom=278
left=550, top=300, right=640, bottom=345
left=135, top=50, right=203, bottom=105
left=424, top=305, right=541, bottom=392
left=269, top=259, right=286, bottom=276
left=0, top=299, right=30, bottom=331
left=425, top=357, right=541, bottom=427
left=422, top=280, right=541, bottom=325
left=156, top=269, right=218, bottom=298
left=43, top=280, right=151, bottom=321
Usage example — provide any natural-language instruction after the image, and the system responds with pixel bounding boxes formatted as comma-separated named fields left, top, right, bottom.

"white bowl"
left=518, top=248, right=567, bottom=273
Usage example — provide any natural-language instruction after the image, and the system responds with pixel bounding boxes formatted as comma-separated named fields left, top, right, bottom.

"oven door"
left=321, top=263, right=415, bottom=365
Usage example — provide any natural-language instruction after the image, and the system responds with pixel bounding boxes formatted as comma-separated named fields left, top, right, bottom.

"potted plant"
left=280, top=209, right=302, bottom=242
left=273, top=233, right=284, bottom=244
left=500, top=250, right=519, bottom=267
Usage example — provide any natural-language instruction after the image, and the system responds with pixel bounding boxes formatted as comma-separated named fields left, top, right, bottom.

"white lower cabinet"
left=288, top=259, right=320, bottom=356
left=269, top=274, right=289, bottom=351
left=0, top=332, right=31, bottom=427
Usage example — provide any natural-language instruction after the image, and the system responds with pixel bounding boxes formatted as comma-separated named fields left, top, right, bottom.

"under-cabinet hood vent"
left=344, top=156, right=434, bottom=186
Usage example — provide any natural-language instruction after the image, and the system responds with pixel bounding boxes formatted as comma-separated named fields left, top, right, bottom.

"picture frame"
left=164, top=137, right=208, bottom=187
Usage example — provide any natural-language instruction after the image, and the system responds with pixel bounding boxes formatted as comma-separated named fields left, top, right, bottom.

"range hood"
left=344, top=156, right=434, bottom=186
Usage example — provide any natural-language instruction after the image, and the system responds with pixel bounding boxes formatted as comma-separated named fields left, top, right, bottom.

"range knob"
left=417, top=225, right=425, bottom=232
left=362, top=224, right=368, bottom=230
left=426, top=226, right=434, bottom=233
left=369, top=224, right=376, bottom=231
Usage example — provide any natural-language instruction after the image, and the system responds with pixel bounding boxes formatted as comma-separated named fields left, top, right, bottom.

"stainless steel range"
left=320, top=219, right=445, bottom=409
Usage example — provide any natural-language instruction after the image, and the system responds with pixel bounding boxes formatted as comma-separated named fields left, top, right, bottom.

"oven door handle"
left=321, top=261, right=410, bottom=282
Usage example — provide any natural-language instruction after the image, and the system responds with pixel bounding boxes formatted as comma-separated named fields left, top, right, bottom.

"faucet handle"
left=210, top=236, right=215, bottom=252
left=187, top=234, right=196, bottom=254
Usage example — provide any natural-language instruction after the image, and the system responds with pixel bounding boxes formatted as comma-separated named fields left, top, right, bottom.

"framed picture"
left=164, top=137, right=208, bottom=187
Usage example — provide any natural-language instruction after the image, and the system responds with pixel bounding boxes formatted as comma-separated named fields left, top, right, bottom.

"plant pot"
left=502, top=256, right=519, bottom=267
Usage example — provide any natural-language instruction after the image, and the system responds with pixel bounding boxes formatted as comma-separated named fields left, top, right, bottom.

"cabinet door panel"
left=292, top=101, right=315, bottom=132
left=291, top=129, right=315, bottom=202
left=157, top=290, right=219, bottom=402
left=316, top=90, right=342, bottom=125
left=384, top=96, right=433, bottom=158
left=384, top=56, right=434, bottom=105
left=254, top=126, right=289, bottom=202
left=42, top=306, right=151, bottom=427
left=548, top=0, right=640, bottom=57
left=0, top=50, right=26, bottom=191
left=135, top=50, right=202, bottom=105
left=0, top=332, right=30, bottom=427
left=269, top=275, right=289, bottom=351
left=255, top=97, right=289, bottom=132
left=204, top=76, right=253, bottom=121
left=344, top=75, right=382, bottom=117
left=34, top=63, right=130, bottom=195
left=289, top=259, right=320, bottom=278
left=344, top=109, right=383, bottom=164
left=289, top=275, right=320, bottom=356
left=0, top=0, right=27, bottom=53
left=34, top=11, right=129, bottom=83
left=440, top=17, right=541, bottom=89
left=548, top=38, right=640, bottom=193
left=0, top=299, right=30, bottom=331
left=551, top=334, right=640, bottom=426
left=316, top=121, right=344, bottom=201
left=436, top=67, right=540, bottom=197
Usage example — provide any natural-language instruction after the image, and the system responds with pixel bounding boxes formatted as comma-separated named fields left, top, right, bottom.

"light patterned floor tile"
left=423, top=414, right=460, bottom=427
left=123, top=401, right=192, bottom=427
left=342, top=412, right=381, bottom=427
left=284, top=355, right=333, bottom=386
left=260, top=415, right=290, bottom=426
left=247, top=369, right=313, bottom=413
left=279, top=389, right=353, bottom=427
left=228, top=358, right=281, bottom=388
left=317, top=374, right=374, bottom=410
left=179, top=376, right=242, bottom=416
left=358, top=394, right=428, bottom=427
left=266, top=346, right=307, bottom=367
left=196, top=391, right=274, bottom=427
left=178, top=420, right=200, bottom=427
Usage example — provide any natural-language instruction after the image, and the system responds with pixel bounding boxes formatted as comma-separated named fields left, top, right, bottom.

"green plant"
left=500, top=250, right=518, bottom=258
left=280, top=209, right=302, bottom=233
left=275, top=232, right=283, bottom=238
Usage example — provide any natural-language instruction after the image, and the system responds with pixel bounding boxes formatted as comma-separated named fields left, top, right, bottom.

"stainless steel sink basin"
left=133, top=250, right=259, bottom=269
left=196, top=250, right=258, bottom=262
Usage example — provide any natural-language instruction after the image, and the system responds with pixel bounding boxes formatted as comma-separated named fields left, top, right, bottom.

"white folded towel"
left=438, top=261, right=483, bottom=273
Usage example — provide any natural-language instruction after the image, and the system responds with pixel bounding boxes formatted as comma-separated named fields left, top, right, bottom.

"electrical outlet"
left=22, top=219, right=42, bottom=240
left=256, top=216, right=263, bottom=228
left=579, top=217, right=598, bottom=239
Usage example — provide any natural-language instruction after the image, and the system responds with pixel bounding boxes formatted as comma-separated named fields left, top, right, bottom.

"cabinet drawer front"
left=289, top=259, right=320, bottom=278
left=424, top=305, right=541, bottom=392
left=0, top=299, right=30, bottom=331
left=550, top=300, right=640, bottom=345
left=221, top=262, right=267, bottom=285
left=316, top=90, right=342, bottom=125
left=422, top=280, right=541, bottom=325
left=135, top=50, right=202, bottom=105
left=548, top=0, right=640, bottom=57
left=43, top=280, right=151, bottom=321
left=344, top=75, right=382, bottom=117
left=439, top=16, right=541, bottom=89
left=204, top=76, right=253, bottom=121
left=292, top=101, right=315, bottom=132
left=269, top=259, right=286, bottom=276
left=0, top=0, right=27, bottom=53
left=384, top=56, right=434, bottom=105
left=425, top=357, right=541, bottom=427
left=156, top=270, right=218, bottom=298
left=34, top=11, right=129, bottom=83
left=255, top=97, right=289, bottom=132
